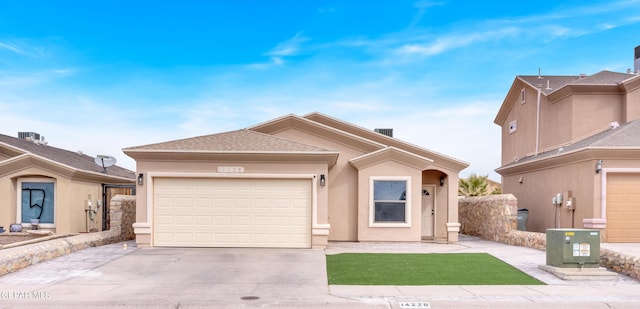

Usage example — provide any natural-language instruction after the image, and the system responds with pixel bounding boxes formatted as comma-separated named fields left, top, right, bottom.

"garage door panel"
left=607, top=174, right=640, bottom=242
left=153, top=178, right=311, bottom=248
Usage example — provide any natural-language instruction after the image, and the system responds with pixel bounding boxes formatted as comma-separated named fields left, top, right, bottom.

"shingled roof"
left=519, top=70, right=637, bottom=95
left=501, top=120, right=640, bottom=167
left=123, top=129, right=333, bottom=153
left=0, top=133, right=135, bottom=180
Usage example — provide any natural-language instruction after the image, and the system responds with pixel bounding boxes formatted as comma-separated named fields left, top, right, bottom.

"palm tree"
left=458, top=174, right=489, bottom=197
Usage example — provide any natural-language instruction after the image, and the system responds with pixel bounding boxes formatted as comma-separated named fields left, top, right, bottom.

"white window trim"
left=16, top=177, right=57, bottom=229
left=520, top=88, right=526, bottom=104
left=369, top=176, right=411, bottom=228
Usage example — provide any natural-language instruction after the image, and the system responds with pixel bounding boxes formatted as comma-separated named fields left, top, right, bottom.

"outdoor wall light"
left=137, top=173, right=144, bottom=186
left=440, top=177, right=445, bottom=186
left=320, top=174, right=326, bottom=187
left=595, top=160, right=604, bottom=174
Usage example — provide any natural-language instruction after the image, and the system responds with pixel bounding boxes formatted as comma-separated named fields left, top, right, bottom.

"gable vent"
left=374, top=128, right=393, bottom=137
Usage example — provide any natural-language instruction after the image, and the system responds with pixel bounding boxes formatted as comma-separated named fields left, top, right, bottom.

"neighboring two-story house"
left=494, top=49, right=640, bottom=243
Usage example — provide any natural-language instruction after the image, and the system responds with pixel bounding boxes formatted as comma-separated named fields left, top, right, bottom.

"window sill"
left=369, top=222, right=411, bottom=228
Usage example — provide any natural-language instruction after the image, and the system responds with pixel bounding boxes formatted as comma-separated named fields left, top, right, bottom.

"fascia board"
left=0, top=152, right=134, bottom=182
left=496, top=147, right=640, bottom=176
left=349, top=147, right=434, bottom=170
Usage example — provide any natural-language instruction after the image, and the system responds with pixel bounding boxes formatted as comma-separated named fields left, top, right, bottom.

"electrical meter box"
left=546, top=229, right=600, bottom=268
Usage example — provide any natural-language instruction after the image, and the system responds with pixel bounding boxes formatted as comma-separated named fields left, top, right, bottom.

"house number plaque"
left=217, top=166, right=244, bottom=173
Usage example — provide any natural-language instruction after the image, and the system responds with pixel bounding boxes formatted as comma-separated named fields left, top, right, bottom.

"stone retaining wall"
left=459, top=194, right=639, bottom=281
left=458, top=194, right=518, bottom=243
left=600, top=248, right=640, bottom=281
left=0, top=233, right=48, bottom=245
left=0, top=195, right=135, bottom=276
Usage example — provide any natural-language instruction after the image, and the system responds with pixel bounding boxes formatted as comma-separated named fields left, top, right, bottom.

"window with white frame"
left=370, top=177, right=411, bottom=227
left=17, top=178, right=55, bottom=227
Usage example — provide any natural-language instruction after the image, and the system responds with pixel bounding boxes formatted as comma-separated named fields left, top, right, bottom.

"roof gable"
left=249, top=114, right=386, bottom=153
left=301, top=112, right=468, bottom=172
left=0, top=134, right=135, bottom=181
left=495, top=71, right=638, bottom=126
left=349, top=147, right=434, bottom=170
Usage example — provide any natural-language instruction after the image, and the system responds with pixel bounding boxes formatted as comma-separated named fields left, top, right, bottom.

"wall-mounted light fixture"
left=319, top=174, right=326, bottom=187
left=440, top=177, right=445, bottom=186
left=137, top=173, right=144, bottom=186
left=595, top=160, right=604, bottom=174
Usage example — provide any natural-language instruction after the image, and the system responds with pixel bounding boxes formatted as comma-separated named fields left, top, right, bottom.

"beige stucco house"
left=495, top=68, right=640, bottom=243
left=124, top=112, right=468, bottom=249
left=0, top=133, right=135, bottom=234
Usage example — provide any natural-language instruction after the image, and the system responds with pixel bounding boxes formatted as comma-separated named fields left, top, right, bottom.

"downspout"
left=535, top=87, right=541, bottom=156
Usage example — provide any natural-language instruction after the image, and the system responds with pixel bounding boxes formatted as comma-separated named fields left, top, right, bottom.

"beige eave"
left=496, top=147, right=640, bottom=176
left=349, top=147, right=434, bottom=170
left=122, top=149, right=340, bottom=167
left=0, top=153, right=134, bottom=183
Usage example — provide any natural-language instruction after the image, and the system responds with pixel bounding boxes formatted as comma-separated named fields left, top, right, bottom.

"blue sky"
left=1, top=1, right=639, bottom=180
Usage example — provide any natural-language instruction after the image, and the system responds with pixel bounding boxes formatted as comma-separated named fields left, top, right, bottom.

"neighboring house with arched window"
left=0, top=133, right=135, bottom=234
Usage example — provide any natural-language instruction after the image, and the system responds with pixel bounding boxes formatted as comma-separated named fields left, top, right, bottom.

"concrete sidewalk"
left=327, top=235, right=640, bottom=308
left=0, top=236, right=637, bottom=308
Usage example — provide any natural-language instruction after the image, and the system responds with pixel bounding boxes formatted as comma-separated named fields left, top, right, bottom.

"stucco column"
left=446, top=174, right=460, bottom=243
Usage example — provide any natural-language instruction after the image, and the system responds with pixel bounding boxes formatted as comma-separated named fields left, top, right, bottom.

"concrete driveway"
left=0, top=241, right=360, bottom=308
left=2, top=238, right=639, bottom=308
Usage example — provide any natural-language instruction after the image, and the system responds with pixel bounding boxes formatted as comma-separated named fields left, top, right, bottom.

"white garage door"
left=153, top=177, right=311, bottom=248
left=606, top=173, right=640, bottom=242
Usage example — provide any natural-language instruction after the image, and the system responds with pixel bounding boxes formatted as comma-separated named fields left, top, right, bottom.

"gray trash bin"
left=517, top=208, right=529, bottom=231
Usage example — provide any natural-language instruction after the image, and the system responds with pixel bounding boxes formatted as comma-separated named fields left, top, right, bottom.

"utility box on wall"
left=546, top=229, right=600, bottom=268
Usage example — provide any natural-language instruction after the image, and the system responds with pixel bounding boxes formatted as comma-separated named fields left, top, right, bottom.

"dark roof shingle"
left=519, top=70, right=636, bottom=95
left=0, top=134, right=135, bottom=179
left=124, top=129, right=332, bottom=152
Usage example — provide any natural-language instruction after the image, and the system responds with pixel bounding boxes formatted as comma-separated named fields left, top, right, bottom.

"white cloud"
left=265, top=32, right=308, bottom=57
left=0, top=41, right=22, bottom=54
left=410, top=0, right=446, bottom=27
left=396, top=27, right=519, bottom=57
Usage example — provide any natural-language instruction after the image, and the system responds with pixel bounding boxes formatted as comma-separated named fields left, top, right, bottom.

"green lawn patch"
left=326, top=253, right=545, bottom=285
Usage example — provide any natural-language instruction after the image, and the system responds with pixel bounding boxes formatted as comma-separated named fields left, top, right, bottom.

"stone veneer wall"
left=0, top=233, right=48, bottom=245
left=459, top=194, right=639, bottom=281
left=0, top=195, right=135, bottom=276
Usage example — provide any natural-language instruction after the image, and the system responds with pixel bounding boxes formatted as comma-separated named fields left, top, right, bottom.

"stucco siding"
left=502, top=161, right=597, bottom=233
left=624, top=86, right=640, bottom=122
left=572, top=94, right=623, bottom=140
left=356, top=160, right=423, bottom=242
left=539, top=95, right=573, bottom=152
left=270, top=127, right=366, bottom=241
